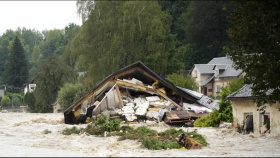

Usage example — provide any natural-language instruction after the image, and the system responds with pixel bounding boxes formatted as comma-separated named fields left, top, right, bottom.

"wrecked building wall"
left=232, top=99, right=280, bottom=134
left=64, top=61, right=203, bottom=124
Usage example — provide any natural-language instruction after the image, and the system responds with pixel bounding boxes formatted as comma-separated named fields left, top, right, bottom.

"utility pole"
left=11, top=86, right=14, bottom=111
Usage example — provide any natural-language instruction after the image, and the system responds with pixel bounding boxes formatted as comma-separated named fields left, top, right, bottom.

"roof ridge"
left=227, top=84, right=250, bottom=98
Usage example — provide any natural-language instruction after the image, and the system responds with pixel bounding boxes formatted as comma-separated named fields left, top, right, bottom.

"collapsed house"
left=64, top=61, right=218, bottom=124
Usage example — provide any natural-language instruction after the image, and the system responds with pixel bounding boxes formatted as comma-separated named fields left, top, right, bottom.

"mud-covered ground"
left=0, top=112, right=279, bottom=157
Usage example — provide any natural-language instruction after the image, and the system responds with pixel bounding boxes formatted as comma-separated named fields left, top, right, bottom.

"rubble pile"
left=64, top=61, right=218, bottom=125
left=176, top=133, right=202, bottom=149
left=86, top=77, right=215, bottom=124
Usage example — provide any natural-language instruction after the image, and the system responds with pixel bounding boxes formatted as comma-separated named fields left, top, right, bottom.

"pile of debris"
left=91, top=78, right=191, bottom=124
left=64, top=61, right=218, bottom=125
left=176, top=133, right=202, bottom=149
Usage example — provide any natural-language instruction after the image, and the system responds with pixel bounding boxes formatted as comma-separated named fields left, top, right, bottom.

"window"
left=243, top=113, right=254, bottom=134
left=216, top=85, right=221, bottom=93
left=194, top=70, right=197, bottom=78
left=262, top=113, right=270, bottom=127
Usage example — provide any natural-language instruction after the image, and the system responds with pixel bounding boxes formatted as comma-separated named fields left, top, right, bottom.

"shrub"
left=118, top=126, right=157, bottom=141
left=1, top=95, right=11, bottom=108
left=12, top=96, right=22, bottom=106
left=62, top=126, right=80, bottom=135
left=194, top=78, right=244, bottom=127
left=43, top=129, right=52, bottom=134
left=159, top=128, right=184, bottom=140
left=58, top=82, right=89, bottom=110
left=83, top=115, right=122, bottom=135
left=142, top=136, right=180, bottom=150
left=188, top=129, right=208, bottom=146
left=24, top=92, right=36, bottom=111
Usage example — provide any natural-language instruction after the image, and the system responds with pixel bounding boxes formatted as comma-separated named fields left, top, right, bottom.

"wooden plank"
left=156, top=90, right=182, bottom=110
left=115, top=84, right=124, bottom=109
left=116, top=80, right=147, bottom=91
left=148, top=108, right=160, bottom=111
left=67, top=80, right=112, bottom=114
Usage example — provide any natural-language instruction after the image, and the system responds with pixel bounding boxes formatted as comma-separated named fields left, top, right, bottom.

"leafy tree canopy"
left=72, top=1, right=175, bottom=86
left=167, top=73, right=198, bottom=91
left=34, top=55, right=77, bottom=112
left=228, top=1, right=280, bottom=107
left=58, top=81, right=89, bottom=110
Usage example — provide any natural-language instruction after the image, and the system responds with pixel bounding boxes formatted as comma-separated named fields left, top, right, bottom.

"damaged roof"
left=64, top=61, right=198, bottom=115
left=177, top=86, right=219, bottom=110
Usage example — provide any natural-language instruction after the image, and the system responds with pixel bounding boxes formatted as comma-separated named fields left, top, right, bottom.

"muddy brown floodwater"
left=0, top=112, right=279, bottom=157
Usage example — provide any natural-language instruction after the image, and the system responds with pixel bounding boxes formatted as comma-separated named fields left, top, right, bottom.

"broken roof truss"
left=64, top=61, right=209, bottom=124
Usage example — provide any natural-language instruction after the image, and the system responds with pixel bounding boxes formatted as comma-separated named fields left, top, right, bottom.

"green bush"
left=62, top=126, right=81, bottom=135
left=120, top=125, right=134, bottom=132
left=95, top=115, right=108, bottom=126
left=194, top=78, right=244, bottom=127
left=118, top=126, right=158, bottom=141
left=103, top=118, right=121, bottom=132
left=34, top=101, right=52, bottom=113
left=159, top=128, right=184, bottom=140
left=12, top=96, right=22, bottom=106
left=43, top=129, right=52, bottom=134
left=58, top=82, right=89, bottom=110
left=188, top=129, right=208, bottom=146
left=1, top=95, right=11, bottom=108
left=24, top=92, right=36, bottom=111
left=83, top=115, right=122, bottom=135
left=142, top=136, right=180, bottom=150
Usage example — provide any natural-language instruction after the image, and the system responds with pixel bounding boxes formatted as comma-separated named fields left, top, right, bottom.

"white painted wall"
left=232, top=99, right=280, bottom=135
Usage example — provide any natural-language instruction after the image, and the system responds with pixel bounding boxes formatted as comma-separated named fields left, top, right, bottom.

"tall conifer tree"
left=3, top=36, right=28, bottom=87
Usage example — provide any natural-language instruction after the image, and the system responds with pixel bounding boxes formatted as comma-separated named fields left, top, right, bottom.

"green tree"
left=39, top=29, right=64, bottom=60
left=228, top=1, right=280, bottom=108
left=76, top=0, right=95, bottom=23
left=0, top=30, right=16, bottom=82
left=177, top=1, right=231, bottom=69
left=58, top=81, right=89, bottom=110
left=34, top=55, right=77, bottom=112
left=62, top=23, right=81, bottom=68
left=158, top=0, right=190, bottom=41
left=24, top=92, right=36, bottom=112
left=72, top=1, right=175, bottom=86
left=167, top=73, right=198, bottom=91
left=3, top=36, right=28, bottom=87
left=1, top=95, right=11, bottom=108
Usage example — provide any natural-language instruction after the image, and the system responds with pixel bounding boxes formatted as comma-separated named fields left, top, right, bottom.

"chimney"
left=226, top=53, right=230, bottom=59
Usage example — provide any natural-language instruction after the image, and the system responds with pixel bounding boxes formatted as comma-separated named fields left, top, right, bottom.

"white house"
left=190, top=55, right=244, bottom=98
left=24, top=79, right=36, bottom=95
left=228, top=84, right=280, bottom=134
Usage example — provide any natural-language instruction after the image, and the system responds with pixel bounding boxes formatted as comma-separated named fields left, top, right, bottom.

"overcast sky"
left=0, top=1, right=82, bottom=36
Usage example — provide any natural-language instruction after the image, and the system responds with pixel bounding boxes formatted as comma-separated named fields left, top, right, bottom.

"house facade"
left=53, top=100, right=62, bottom=113
left=190, top=55, right=244, bottom=98
left=228, top=84, right=280, bottom=134
left=23, top=79, right=36, bottom=95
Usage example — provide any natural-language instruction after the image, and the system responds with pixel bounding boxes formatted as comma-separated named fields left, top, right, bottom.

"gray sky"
left=0, top=1, right=82, bottom=36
